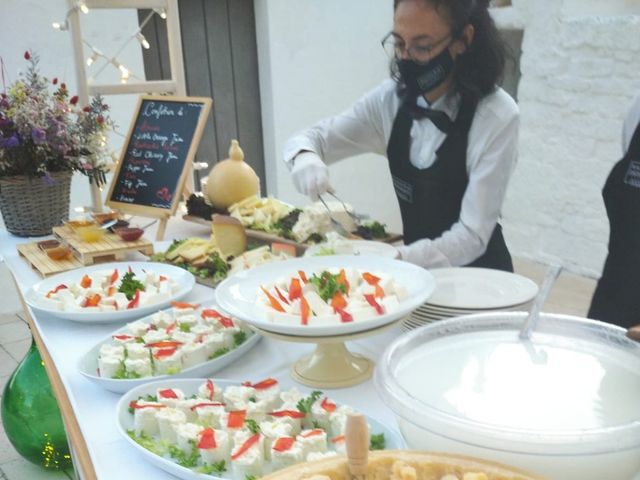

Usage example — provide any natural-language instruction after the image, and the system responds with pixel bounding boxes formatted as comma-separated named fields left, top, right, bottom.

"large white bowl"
left=25, top=261, right=195, bottom=323
left=214, top=255, right=435, bottom=337
left=116, top=378, right=406, bottom=480
left=375, top=312, right=640, bottom=480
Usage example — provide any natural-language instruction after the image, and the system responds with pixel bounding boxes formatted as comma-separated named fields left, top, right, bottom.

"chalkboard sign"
left=106, top=95, right=212, bottom=218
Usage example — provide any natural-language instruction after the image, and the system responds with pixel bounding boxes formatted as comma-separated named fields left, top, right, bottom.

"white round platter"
left=427, top=267, right=538, bottom=310
left=78, top=303, right=261, bottom=394
left=25, top=261, right=195, bottom=323
left=116, top=378, right=406, bottom=480
left=304, top=240, right=399, bottom=259
left=214, top=255, right=435, bottom=337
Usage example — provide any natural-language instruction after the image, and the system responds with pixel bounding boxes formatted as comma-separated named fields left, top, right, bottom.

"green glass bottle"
left=1, top=338, right=72, bottom=470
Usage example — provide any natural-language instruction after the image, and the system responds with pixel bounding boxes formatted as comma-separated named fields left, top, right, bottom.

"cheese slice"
left=212, top=214, right=247, bottom=259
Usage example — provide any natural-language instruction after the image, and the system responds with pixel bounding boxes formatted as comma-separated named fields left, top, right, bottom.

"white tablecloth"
left=0, top=217, right=403, bottom=479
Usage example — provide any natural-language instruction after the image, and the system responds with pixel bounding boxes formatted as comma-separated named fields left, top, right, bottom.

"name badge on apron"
left=624, top=158, right=640, bottom=188
left=392, top=175, right=414, bottom=204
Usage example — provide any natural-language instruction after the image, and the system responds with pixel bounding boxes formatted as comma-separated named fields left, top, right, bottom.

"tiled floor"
left=0, top=257, right=598, bottom=479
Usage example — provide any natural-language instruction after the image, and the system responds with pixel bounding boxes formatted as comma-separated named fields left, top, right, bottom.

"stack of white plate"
left=404, top=267, right=539, bottom=330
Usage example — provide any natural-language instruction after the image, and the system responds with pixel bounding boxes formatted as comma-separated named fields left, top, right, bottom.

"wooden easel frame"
left=105, top=94, right=212, bottom=240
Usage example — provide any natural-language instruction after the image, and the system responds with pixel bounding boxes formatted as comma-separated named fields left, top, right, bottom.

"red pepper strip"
left=145, top=340, right=182, bottom=348
left=274, top=286, right=290, bottom=305
left=85, top=294, right=101, bottom=307
left=374, top=284, right=385, bottom=298
left=362, top=272, right=381, bottom=285
left=159, top=275, right=167, bottom=281
left=298, top=270, right=308, bottom=284
left=335, top=308, right=353, bottom=323
left=300, top=429, right=324, bottom=438
left=171, top=301, right=200, bottom=309
left=206, top=379, right=215, bottom=400
left=231, top=433, right=260, bottom=460
left=288, top=278, right=302, bottom=301
left=110, top=268, right=119, bottom=285
left=261, top=287, right=285, bottom=312
left=272, top=437, right=295, bottom=452
left=107, top=286, right=117, bottom=297
left=127, top=290, right=140, bottom=309
left=154, top=347, right=178, bottom=359
left=269, top=410, right=305, bottom=419
left=165, top=323, right=177, bottom=334
left=331, top=292, right=347, bottom=311
left=337, top=269, right=350, bottom=295
left=330, top=435, right=345, bottom=443
left=247, top=378, right=278, bottom=390
left=113, top=334, right=133, bottom=341
left=128, top=266, right=133, bottom=274
left=190, top=402, right=226, bottom=411
left=364, top=294, right=384, bottom=315
left=197, top=427, right=217, bottom=449
left=227, top=410, right=246, bottom=428
left=300, top=294, right=310, bottom=326
left=46, top=284, right=68, bottom=298
left=218, top=316, right=234, bottom=328
left=158, top=388, right=178, bottom=399
left=129, top=401, right=166, bottom=410
left=201, top=309, right=222, bottom=319
left=80, top=274, right=92, bottom=288
left=321, top=397, right=337, bottom=413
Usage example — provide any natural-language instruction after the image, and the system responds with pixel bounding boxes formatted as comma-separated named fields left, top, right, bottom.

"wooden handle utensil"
left=346, top=413, right=369, bottom=480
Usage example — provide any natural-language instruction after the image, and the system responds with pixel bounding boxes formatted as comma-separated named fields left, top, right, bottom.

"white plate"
left=78, top=304, right=261, bottom=394
left=214, top=255, right=435, bottom=337
left=427, top=268, right=539, bottom=310
left=116, top=378, right=406, bottom=480
left=304, top=240, right=399, bottom=259
left=25, top=262, right=195, bottom=324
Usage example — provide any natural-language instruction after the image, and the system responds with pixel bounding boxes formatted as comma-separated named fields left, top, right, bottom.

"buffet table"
left=0, top=218, right=403, bottom=479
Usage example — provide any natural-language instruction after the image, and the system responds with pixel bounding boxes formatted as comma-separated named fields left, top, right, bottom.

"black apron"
left=387, top=94, right=513, bottom=271
left=587, top=118, right=640, bottom=328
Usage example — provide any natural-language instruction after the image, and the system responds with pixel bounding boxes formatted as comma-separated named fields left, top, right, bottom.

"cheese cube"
left=260, top=421, right=293, bottom=460
left=126, top=320, right=150, bottom=337
left=297, top=429, right=327, bottom=457
left=156, top=388, right=185, bottom=407
left=133, top=401, right=165, bottom=436
left=231, top=432, right=264, bottom=478
left=99, top=344, right=124, bottom=359
left=153, top=349, right=183, bottom=375
left=271, top=438, right=304, bottom=470
left=125, top=343, right=150, bottom=361
left=124, top=358, right=152, bottom=378
left=328, top=405, right=355, bottom=437
left=175, top=422, right=202, bottom=453
left=197, top=379, right=223, bottom=402
left=150, top=310, right=173, bottom=328
left=194, top=404, right=227, bottom=429
left=199, top=428, right=231, bottom=465
left=156, top=407, right=187, bottom=443
left=223, top=386, right=255, bottom=410
left=181, top=342, right=208, bottom=369
left=98, top=356, right=122, bottom=378
left=142, top=329, right=169, bottom=345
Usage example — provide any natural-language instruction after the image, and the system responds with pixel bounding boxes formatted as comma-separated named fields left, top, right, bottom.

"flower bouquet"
left=0, top=51, right=113, bottom=236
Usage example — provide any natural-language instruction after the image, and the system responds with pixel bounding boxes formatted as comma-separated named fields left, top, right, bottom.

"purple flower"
left=31, top=128, right=46, bottom=145
left=0, top=134, right=20, bottom=148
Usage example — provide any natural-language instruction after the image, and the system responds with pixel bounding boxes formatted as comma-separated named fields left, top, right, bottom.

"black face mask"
left=396, top=47, right=455, bottom=96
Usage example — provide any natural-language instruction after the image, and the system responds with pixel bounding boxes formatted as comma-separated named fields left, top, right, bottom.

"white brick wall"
left=500, top=0, right=640, bottom=277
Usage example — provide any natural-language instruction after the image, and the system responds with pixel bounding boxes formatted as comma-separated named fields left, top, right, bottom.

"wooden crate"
left=52, top=226, right=154, bottom=265
left=17, top=242, right=84, bottom=277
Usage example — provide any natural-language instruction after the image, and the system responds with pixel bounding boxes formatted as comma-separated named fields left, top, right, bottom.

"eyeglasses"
left=381, top=31, right=452, bottom=65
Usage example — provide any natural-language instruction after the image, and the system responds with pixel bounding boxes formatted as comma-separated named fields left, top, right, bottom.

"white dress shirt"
left=283, top=79, right=519, bottom=268
left=623, top=94, right=640, bottom=154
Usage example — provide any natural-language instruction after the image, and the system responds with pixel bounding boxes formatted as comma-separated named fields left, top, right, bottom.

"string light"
left=193, top=162, right=209, bottom=170
left=85, top=46, right=103, bottom=66
left=135, top=32, right=150, bottom=50
left=52, top=20, right=69, bottom=31
left=77, top=1, right=89, bottom=14
left=154, top=8, right=167, bottom=19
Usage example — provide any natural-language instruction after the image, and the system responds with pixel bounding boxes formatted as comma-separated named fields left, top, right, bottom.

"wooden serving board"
left=52, top=226, right=154, bottom=265
left=17, top=242, right=85, bottom=277
left=182, top=214, right=403, bottom=253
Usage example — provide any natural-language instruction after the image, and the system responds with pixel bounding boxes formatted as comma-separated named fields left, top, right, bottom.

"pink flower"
left=96, top=115, right=104, bottom=124
left=24, top=51, right=30, bottom=60
left=60, top=83, right=67, bottom=90
left=52, top=78, right=58, bottom=85
left=70, top=95, right=79, bottom=105
left=82, top=106, right=91, bottom=112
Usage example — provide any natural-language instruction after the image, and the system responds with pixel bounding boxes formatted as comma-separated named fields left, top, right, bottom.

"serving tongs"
left=325, top=191, right=370, bottom=223
left=318, top=195, right=352, bottom=237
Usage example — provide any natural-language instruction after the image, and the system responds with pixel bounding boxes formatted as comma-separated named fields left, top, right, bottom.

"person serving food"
left=284, top=0, right=518, bottom=271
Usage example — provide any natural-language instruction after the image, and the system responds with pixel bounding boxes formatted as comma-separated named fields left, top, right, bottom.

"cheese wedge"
left=212, top=214, right=247, bottom=259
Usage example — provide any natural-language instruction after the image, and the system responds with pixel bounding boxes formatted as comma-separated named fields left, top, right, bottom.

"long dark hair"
left=393, top=0, right=506, bottom=101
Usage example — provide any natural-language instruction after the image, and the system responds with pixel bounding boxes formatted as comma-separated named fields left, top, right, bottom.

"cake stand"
left=250, top=318, right=404, bottom=389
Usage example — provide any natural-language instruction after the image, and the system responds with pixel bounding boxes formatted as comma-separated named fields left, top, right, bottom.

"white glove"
left=290, top=151, right=332, bottom=200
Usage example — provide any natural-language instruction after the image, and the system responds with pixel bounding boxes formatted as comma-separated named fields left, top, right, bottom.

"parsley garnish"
left=198, top=461, right=227, bottom=474
left=126, top=430, right=168, bottom=456
left=309, top=271, right=347, bottom=302
left=370, top=433, right=386, bottom=450
left=233, top=331, right=247, bottom=347
left=208, top=347, right=229, bottom=360
left=296, top=390, right=322, bottom=414
left=179, top=323, right=191, bottom=333
left=245, top=419, right=261, bottom=434
left=118, top=271, right=145, bottom=300
left=245, top=476, right=258, bottom=480
left=312, top=420, right=321, bottom=429
left=169, top=443, right=199, bottom=468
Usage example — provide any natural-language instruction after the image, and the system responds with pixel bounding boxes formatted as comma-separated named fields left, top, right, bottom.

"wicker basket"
left=0, top=171, right=72, bottom=237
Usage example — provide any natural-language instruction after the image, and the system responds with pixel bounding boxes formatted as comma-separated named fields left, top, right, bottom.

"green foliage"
left=208, top=347, right=230, bottom=360
left=169, top=444, right=199, bottom=468
left=197, top=461, right=227, bottom=474
left=245, top=419, right=261, bottom=434
left=233, top=330, right=247, bottom=347
left=370, top=433, right=386, bottom=450
left=310, top=271, right=347, bottom=302
left=296, top=390, right=322, bottom=414
left=118, top=271, right=145, bottom=300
